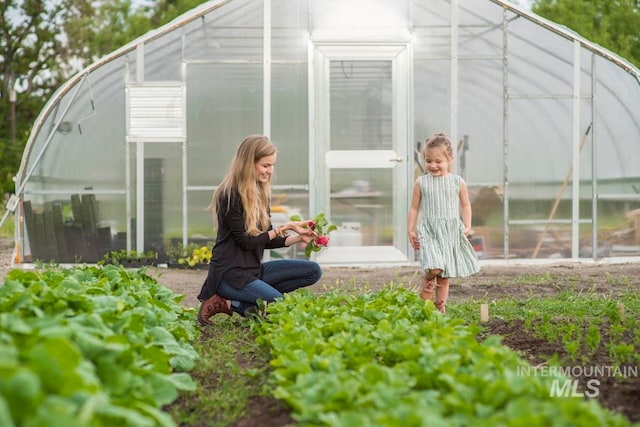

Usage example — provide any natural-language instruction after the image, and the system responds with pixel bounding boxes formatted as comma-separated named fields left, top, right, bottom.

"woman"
left=197, top=135, right=322, bottom=325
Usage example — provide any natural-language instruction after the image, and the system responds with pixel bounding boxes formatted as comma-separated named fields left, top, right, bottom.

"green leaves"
left=289, top=212, right=338, bottom=258
left=253, top=288, right=633, bottom=426
left=0, top=265, right=199, bottom=426
left=534, top=0, right=640, bottom=69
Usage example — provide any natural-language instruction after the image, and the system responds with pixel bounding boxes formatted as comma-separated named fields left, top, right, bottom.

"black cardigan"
left=197, top=189, right=286, bottom=301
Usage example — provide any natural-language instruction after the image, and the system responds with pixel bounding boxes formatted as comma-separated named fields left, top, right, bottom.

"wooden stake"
left=617, top=303, right=625, bottom=316
left=480, top=304, right=489, bottom=323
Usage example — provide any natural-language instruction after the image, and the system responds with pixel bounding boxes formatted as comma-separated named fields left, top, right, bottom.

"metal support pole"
left=135, top=43, right=145, bottom=253
left=502, top=9, right=510, bottom=260
left=263, top=0, right=272, bottom=137
left=450, top=0, right=459, bottom=145
left=571, top=40, right=581, bottom=258
left=591, top=54, right=598, bottom=259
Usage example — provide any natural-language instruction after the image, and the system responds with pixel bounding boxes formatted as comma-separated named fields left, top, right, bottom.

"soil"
left=0, top=238, right=638, bottom=425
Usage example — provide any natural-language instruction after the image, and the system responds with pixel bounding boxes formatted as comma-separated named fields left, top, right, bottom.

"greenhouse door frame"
left=308, top=41, right=413, bottom=265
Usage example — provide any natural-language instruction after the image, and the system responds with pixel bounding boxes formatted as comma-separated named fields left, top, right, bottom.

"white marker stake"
left=480, top=304, right=489, bottom=323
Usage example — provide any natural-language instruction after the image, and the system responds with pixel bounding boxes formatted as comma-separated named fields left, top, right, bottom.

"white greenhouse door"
left=310, top=44, right=411, bottom=265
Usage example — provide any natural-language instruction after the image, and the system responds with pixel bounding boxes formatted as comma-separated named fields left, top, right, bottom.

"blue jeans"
left=217, top=259, right=322, bottom=316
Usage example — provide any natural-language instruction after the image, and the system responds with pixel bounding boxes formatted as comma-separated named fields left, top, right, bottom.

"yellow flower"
left=178, top=245, right=213, bottom=268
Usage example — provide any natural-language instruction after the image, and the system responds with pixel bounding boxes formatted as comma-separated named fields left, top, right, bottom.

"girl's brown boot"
left=420, top=274, right=436, bottom=300
left=435, top=281, right=449, bottom=314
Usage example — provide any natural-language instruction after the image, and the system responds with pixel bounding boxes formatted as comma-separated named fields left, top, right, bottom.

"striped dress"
left=417, top=173, right=480, bottom=278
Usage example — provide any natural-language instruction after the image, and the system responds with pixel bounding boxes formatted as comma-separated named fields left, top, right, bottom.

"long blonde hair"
left=210, top=135, right=276, bottom=236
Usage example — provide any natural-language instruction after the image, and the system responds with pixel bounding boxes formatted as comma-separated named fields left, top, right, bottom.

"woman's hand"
left=298, top=232, right=316, bottom=244
left=280, top=221, right=317, bottom=247
left=286, top=220, right=317, bottom=237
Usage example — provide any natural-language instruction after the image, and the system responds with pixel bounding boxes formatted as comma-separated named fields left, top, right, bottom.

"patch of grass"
left=513, top=271, right=554, bottom=284
left=606, top=275, right=634, bottom=286
left=0, top=206, right=14, bottom=238
left=453, top=289, right=639, bottom=323
left=166, top=315, right=271, bottom=427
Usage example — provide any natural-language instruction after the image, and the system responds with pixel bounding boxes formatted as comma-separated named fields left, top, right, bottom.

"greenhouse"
left=5, top=0, right=640, bottom=266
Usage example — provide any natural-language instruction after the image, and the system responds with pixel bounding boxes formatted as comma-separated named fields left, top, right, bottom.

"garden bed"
left=1, top=239, right=637, bottom=425
left=156, top=261, right=640, bottom=426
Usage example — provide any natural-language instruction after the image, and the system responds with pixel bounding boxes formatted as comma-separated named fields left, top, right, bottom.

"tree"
left=532, top=0, right=640, bottom=68
left=63, top=0, right=154, bottom=67
left=0, top=0, right=73, bottom=195
left=63, top=0, right=209, bottom=66
left=0, top=0, right=212, bottom=198
left=149, top=0, right=209, bottom=28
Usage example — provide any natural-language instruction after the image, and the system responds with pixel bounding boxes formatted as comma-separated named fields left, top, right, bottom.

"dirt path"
left=1, top=238, right=639, bottom=306
left=143, top=260, right=640, bottom=309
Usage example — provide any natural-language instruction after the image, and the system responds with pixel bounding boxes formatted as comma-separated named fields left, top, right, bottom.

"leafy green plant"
left=100, top=249, right=157, bottom=265
left=560, top=323, right=581, bottom=361
left=584, top=318, right=602, bottom=360
left=608, top=342, right=635, bottom=365
left=251, top=288, right=631, bottom=427
left=290, top=212, right=337, bottom=258
left=533, top=313, right=557, bottom=342
left=0, top=265, right=199, bottom=426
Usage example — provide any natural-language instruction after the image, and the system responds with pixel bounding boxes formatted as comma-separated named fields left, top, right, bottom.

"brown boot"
left=435, top=281, right=449, bottom=314
left=420, top=274, right=436, bottom=301
left=197, top=294, right=232, bottom=326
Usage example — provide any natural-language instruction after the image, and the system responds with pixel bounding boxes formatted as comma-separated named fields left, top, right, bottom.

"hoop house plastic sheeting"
left=8, top=0, right=640, bottom=266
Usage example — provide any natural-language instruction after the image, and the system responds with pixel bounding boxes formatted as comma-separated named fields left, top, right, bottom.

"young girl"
left=407, top=132, right=480, bottom=313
